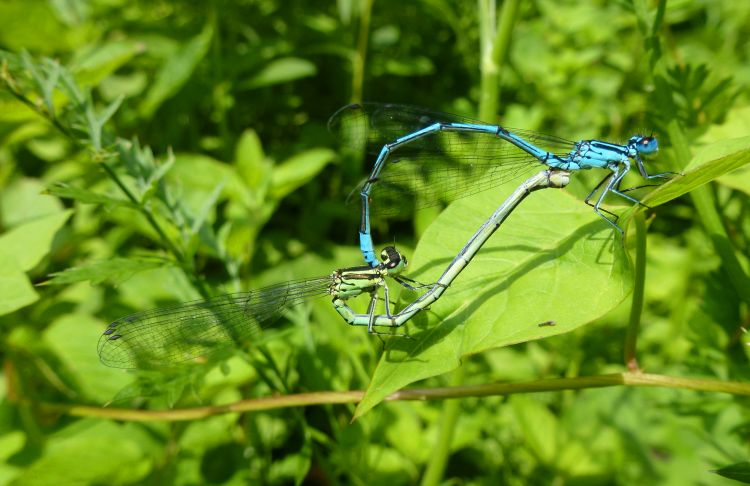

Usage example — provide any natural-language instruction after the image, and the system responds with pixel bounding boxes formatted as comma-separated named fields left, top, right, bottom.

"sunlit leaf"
left=1, top=179, right=64, bottom=227
left=47, top=183, right=135, bottom=208
left=234, top=129, right=271, bottom=204
left=45, top=257, right=168, bottom=286
left=11, top=420, right=154, bottom=485
left=0, top=210, right=71, bottom=271
left=356, top=182, right=631, bottom=416
left=0, top=1, right=71, bottom=53
left=139, top=24, right=213, bottom=117
left=714, top=461, right=750, bottom=483
left=0, top=252, right=38, bottom=315
left=269, top=148, right=335, bottom=200
left=239, top=57, right=317, bottom=90
left=44, top=313, right=133, bottom=403
left=642, top=136, right=750, bottom=207
left=71, top=41, right=145, bottom=87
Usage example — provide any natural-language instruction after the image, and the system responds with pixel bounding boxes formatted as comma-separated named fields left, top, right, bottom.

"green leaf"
left=1, top=178, right=64, bottom=227
left=44, top=257, right=167, bottom=286
left=0, top=210, right=71, bottom=271
left=0, top=1, right=70, bottom=53
left=11, top=419, right=154, bottom=485
left=144, top=150, right=175, bottom=191
left=0, top=91, right=40, bottom=123
left=239, top=57, right=317, bottom=90
left=511, top=395, right=559, bottom=464
left=48, top=0, right=90, bottom=26
left=179, top=415, right=239, bottom=453
left=234, top=129, right=271, bottom=204
left=642, top=136, right=750, bottom=208
left=0, top=430, right=24, bottom=482
left=43, top=313, right=134, bottom=402
left=0, top=251, right=38, bottom=315
left=717, top=164, right=750, bottom=196
left=189, top=179, right=225, bottom=236
left=708, top=111, right=750, bottom=195
left=99, top=71, right=148, bottom=100
left=355, top=184, right=632, bottom=416
left=71, top=40, right=145, bottom=87
left=46, top=182, right=135, bottom=208
left=26, top=137, right=68, bottom=161
left=269, top=148, right=335, bottom=200
left=701, top=105, right=750, bottom=142
left=714, top=461, right=750, bottom=483
left=139, top=24, right=213, bottom=117
left=382, top=56, right=435, bottom=76
left=167, top=153, right=246, bottom=212
left=97, top=94, right=124, bottom=127
left=57, top=64, right=85, bottom=106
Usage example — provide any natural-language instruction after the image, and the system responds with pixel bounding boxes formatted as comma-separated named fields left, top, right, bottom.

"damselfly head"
left=630, top=135, right=659, bottom=155
left=380, top=246, right=407, bottom=274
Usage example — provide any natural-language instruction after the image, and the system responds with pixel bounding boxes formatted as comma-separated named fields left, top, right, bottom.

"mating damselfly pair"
left=98, top=103, right=671, bottom=369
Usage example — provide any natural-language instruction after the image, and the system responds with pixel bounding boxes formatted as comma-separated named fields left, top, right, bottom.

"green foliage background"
left=1, top=0, right=750, bottom=484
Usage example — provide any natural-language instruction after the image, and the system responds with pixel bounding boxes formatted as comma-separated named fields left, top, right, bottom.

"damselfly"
left=329, top=103, right=672, bottom=267
left=98, top=247, right=416, bottom=369
left=99, top=170, right=571, bottom=368
left=370, top=169, right=571, bottom=326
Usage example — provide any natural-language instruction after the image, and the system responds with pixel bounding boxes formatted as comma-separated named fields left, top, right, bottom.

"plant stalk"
left=624, top=211, right=648, bottom=371
left=351, top=0, right=373, bottom=102
left=667, top=121, right=750, bottom=306
left=420, top=366, right=464, bottom=486
left=39, top=372, right=750, bottom=422
left=478, top=0, right=519, bottom=121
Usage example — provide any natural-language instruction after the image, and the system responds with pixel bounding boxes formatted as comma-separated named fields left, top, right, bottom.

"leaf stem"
left=624, top=211, right=647, bottom=371
left=99, top=162, right=183, bottom=261
left=667, top=121, right=750, bottom=306
left=99, top=157, right=212, bottom=299
left=477, top=0, right=519, bottom=121
left=420, top=366, right=464, bottom=486
left=351, top=0, right=373, bottom=103
left=38, top=372, right=750, bottom=422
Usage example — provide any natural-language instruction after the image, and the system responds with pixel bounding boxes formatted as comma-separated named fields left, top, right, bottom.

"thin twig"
left=35, top=372, right=750, bottom=423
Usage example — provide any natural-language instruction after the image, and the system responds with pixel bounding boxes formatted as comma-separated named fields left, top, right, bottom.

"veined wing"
left=328, top=102, right=576, bottom=157
left=98, top=276, right=333, bottom=369
left=331, top=103, right=577, bottom=218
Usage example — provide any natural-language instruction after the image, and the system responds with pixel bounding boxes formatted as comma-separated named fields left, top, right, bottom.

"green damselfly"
left=98, top=247, right=417, bottom=369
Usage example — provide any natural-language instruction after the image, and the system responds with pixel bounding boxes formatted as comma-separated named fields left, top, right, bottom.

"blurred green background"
left=1, top=0, right=750, bottom=484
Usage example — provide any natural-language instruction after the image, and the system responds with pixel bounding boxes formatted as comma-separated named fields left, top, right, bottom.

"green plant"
left=1, top=1, right=750, bottom=484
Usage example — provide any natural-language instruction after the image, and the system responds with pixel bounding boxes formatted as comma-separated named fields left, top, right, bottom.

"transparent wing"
left=367, top=154, right=539, bottom=217
left=98, top=276, right=333, bottom=369
left=329, top=103, right=576, bottom=218
left=329, top=103, right=576, bottom=154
